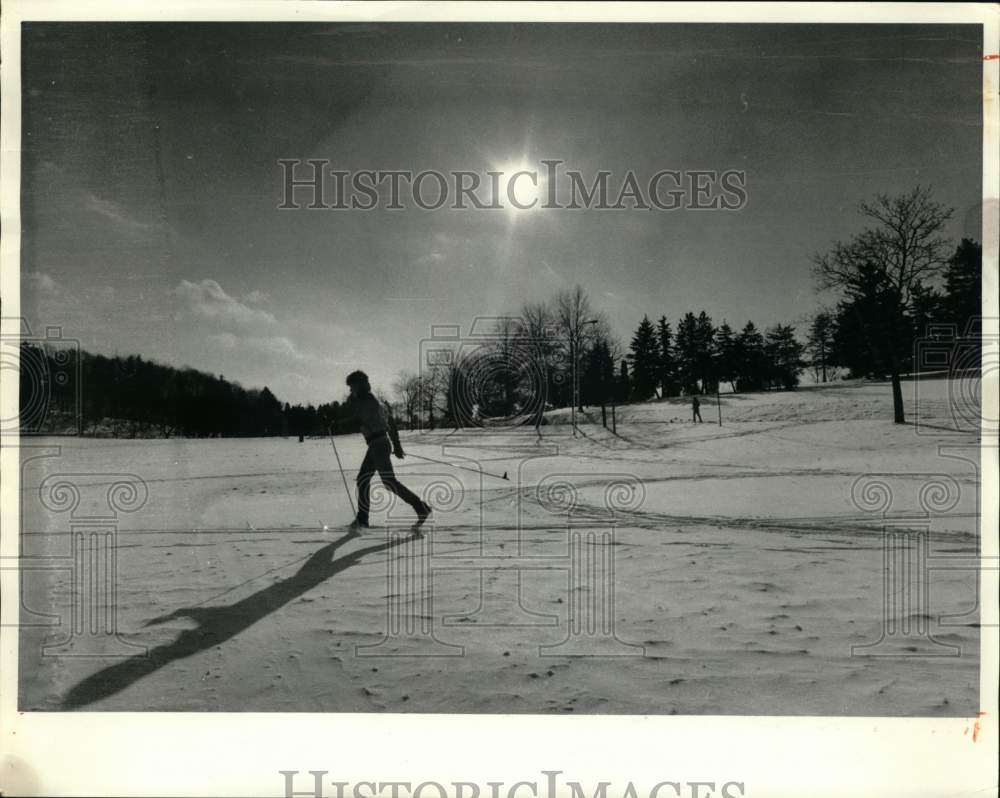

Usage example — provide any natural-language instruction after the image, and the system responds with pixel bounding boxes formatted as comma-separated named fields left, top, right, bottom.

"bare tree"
left=555, top=285, right=602, bottom=413
left=418, top=368, right=448, bottom=430
left=490, top=317, right=522, bottom=416
left=392, top=372, right=422, bottom=429
left=814, top=186, right=953, bottom=423
left=418, top=371, right=435, bottom=429
left=518, top=300, right=557, bottom=429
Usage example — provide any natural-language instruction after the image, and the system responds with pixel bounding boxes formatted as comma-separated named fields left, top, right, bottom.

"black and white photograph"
left=1, top=3, right=997, bottom=796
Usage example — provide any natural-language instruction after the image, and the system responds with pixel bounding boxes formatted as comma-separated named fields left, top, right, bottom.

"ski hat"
left=346, top=370, right=372, bottom=395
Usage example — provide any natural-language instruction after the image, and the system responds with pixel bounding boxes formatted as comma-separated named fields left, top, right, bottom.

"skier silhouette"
left=336, top=370, right=431, bottom=528
left=692, top=394, right=703, bottom=423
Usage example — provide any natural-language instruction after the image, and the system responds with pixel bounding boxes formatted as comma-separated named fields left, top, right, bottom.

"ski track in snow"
left=16, top=379, right=984, bottom=714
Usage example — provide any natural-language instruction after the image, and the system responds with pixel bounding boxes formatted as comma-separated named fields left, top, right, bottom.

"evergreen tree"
left=581, top=340, right=605, bottom=405
left=617, top=360, right=631, bottom=402
left=735, top=321, right=767, bottom=391
left=675, top=312, right=700, bottom=394
left=831, top=297, right=889, bottom=378
left=805, top=312, right=835, bottom=383
left=943, top=238, right=982, bottom=335
left=656, top=316, right=677, bottom=397
left=582, top=339, right=615, bottom=425
left=627, top=315, right=661, bottom=400
left=828, top=262, right=900, bottom=379
left=909, top=282, right=944, bottom=343
left=714, top=321, right=738, bottom=392
left=695, top=311, right=717, bottom=393
left=765, top=325, right=805, bottom=390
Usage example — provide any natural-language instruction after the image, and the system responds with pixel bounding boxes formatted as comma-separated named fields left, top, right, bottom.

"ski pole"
left=328, top=431, right=356, bottom=515
left=405, top=451, right=509, bottom=481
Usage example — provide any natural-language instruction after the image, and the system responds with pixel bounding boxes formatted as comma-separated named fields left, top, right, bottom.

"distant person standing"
left=692, top=394, right=702, bottom=423
left=336, top=370, right=431, bottom=529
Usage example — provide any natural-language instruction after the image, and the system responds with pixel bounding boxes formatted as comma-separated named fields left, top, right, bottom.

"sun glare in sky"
left=494, top=159, right=546, bottom=216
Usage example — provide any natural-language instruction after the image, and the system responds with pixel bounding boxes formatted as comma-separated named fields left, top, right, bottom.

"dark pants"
left=356, top=436, right=423, bottom=521
left=693, top=407, right=702, bottom=422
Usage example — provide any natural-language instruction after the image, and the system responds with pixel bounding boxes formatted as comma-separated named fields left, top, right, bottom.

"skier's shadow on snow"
left=62, top=527, right=417, bottom=709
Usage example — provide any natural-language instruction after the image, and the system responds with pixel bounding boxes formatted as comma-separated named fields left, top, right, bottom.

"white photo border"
left=1, top=3, right=997, bottom=796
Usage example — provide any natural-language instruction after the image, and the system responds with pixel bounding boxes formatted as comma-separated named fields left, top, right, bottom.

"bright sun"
left=494, top=160, right=546, bottom=215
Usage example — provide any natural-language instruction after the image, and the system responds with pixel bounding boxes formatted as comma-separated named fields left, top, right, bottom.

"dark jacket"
left=339, top=394, right=403, bottom=451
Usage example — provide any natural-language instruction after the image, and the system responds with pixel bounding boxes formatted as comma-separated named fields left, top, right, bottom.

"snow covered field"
left=17, top=378, right=985, bottom=714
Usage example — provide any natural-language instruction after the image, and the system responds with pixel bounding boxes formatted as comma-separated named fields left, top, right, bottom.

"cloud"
left=243, top=289, right=269, bottom=304
left=183, top=279, right=313, bottom=373
left=208, top=332, right=304, bottom=360
left=171, top=279, right=278, bottom=329
left=85, top=193, right=158, bottom=233
left=22, top=272, right=120, bottom=304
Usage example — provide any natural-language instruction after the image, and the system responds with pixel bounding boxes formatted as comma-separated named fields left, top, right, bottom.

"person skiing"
left=691, top=394, right=702, bottom=423
left=334, top=370, right=431, bottom=529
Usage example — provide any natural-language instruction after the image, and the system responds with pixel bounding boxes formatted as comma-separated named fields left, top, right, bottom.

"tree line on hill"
left=619, top=229, right=980, bottom=407
left=391, top=194, right=979, bottom=429
left=18, top=348, right=339, bottom=437
left=386, top=286, right=809, bottom=431
left=621, top=313, right=804, bottom=401
left=19, top=186, right=981, bottom=435
left=390, top=287, right=617, bottom=430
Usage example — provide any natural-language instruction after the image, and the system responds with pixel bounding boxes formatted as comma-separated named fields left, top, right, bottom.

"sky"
left=19, top=22, right=984, bottom=405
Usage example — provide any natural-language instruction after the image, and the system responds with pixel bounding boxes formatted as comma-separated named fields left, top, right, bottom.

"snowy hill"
left=18, top=376, right=985, bottom=715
